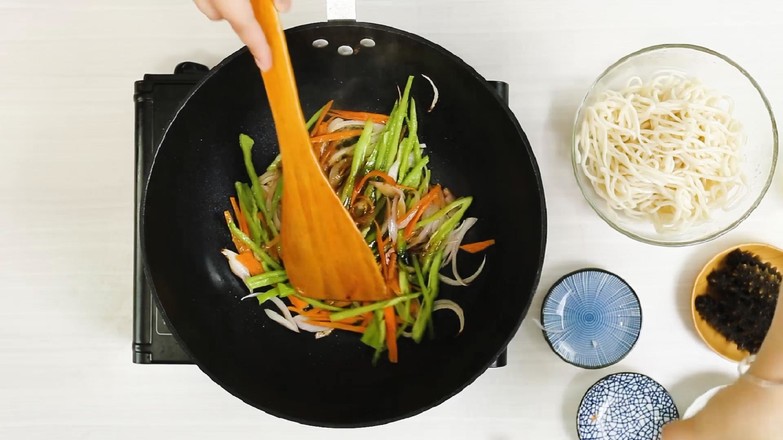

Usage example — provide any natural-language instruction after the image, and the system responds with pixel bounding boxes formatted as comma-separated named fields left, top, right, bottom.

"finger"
left=193, top=0, right=223, bottom=21
left=661, top=419, right=697, bottom=440
left=216, top=0, right=273, bottom=71
left=274, top=0, right=291, bottom=12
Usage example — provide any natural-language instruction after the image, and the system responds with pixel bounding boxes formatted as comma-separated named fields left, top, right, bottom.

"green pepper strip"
left=330, top=293, right=419, bottom=321
left=292, top=294, right=345, bottom=312
left=226, top=221, right=282, bottom=271
left=383, top=76, right=414, bottom=171
left=398, top=99, right=418, bottom=182
left=400, top=156, right=429, bottom=188
left=235, top=182, right=266, bottom=245
left=269, top=175, right=283, bottom=224
left=372, top=102, right=396, bottom=172
left=245, top=270, right=288, bottom=290
left=340, top=119, right=375, bottom=205
left=305, top=102, right=329, bottom=131
left=422, top=197, right=472, bottom=272
left=412, top=250, right=443, bottom=342
left=239, top=134, right=277, bottom=237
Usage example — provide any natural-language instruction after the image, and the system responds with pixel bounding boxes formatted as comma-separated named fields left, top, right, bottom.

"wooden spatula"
left=250, top=0, right=388, bottom=301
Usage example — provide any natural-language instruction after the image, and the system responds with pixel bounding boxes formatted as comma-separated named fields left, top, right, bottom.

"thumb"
left=661, top=418, right=697, bottom=440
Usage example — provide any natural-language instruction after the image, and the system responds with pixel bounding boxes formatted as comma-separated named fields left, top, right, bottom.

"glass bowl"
left=572, top=44, right=778, bottom=246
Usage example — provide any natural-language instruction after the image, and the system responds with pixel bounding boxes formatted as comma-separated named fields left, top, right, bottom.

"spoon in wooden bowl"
left=250, top=0, right=388, bottom=301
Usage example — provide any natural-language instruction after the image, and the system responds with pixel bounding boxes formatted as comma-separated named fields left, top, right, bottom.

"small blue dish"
left=541, top=268, right=642, bottom=369
left=577, top=372, right=679, bottom=440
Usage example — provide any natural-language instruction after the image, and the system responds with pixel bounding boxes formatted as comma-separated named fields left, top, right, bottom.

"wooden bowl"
left=691, top=243, right=783, bottom=362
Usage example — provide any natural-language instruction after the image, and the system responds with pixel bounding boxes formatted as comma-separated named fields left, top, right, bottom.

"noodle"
left=575, top=72, right=746, bottom=232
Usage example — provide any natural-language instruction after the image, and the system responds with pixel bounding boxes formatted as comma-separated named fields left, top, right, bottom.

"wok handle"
left=490, top=350, right=507, bottom=368
left=326, top=0, right=356, bottom=21
left=487, top=79, right=509, bottom=369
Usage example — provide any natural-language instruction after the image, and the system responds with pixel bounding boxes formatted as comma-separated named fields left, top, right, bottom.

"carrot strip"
left=361, top=312, right=373, bottom=327
left=460, top=239, right=496, bottom=253
left=384, top=307, right=398, bottom=363
left=329, top=109, right=389, bottom=124
left=403, top=184, right=442, bottom=239
left=310, top=100, right=334, bottom=137
left=290, top=308, right=330, bottom=319
left=386, top=250, right=401, bottom=295
left=236, top=251, right=264, bottom=276
left=303, top=320, right=368, bottom=333
left=409, top=299, right=420, bottom=315
left=316, top=121, right=329, bottom=136
left=309, top=129, right=363, bottom=144
left=230, top=196, right=249, bottom=236
left=374, top=221, right=388, bottom=279
left=288, top=295, right=308, bottom=310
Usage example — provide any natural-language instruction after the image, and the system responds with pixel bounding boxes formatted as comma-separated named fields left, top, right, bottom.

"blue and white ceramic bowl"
left=541, top=268, right=642, bottom=369
left=577, top=372, right=679, bottom=440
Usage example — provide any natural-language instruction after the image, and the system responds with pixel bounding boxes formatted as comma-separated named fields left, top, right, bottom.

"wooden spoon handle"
left=251, top=0, right=309, bottom=159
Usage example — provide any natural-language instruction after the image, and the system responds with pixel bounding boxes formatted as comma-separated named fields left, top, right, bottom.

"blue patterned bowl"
left=541, top=268, right=642, bottom=369
left=577, top=372, right=679, bottom=440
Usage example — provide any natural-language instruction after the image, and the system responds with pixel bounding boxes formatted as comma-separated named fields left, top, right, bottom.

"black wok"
left=142, top=19, right=546, bottom=427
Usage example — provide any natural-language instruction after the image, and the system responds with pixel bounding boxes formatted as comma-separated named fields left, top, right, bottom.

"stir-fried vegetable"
left=221, top=76, right=495, bottom=364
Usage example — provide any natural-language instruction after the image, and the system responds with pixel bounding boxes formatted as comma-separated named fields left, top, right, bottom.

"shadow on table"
left=667, top=370, right=735, bottom=417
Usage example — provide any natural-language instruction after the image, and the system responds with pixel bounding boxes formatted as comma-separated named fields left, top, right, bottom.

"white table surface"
left=2, top=0, right=783, bottom=438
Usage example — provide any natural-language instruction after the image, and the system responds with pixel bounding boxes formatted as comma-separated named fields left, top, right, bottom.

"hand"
left=662, top=375, right=783, bottom=440
left=194, top=0, right=292, bottom=71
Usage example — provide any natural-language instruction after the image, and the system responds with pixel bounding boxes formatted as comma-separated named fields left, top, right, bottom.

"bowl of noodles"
left=572, top=44, right=777, bottom=246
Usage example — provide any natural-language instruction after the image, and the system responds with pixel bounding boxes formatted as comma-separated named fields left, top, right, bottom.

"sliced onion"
left=265, top=309, right=299, bottom=332
left=327, top=158, right=350, bottom=189
left=259, top=169, right=278, bottom=186
left=442, top=187, right=455, bottom=204
left=441, top=217, right=477, bottom=268
left=397, top=206, right=418, bottom=229
left=269, top=296, right=299, bottom=333
left=221, top=249, right=250, bottom=281
left=371, top=181, right=404, bottom=199
left=387, top=157, right=401, bottom=182
left=293, top=315, right=330, bottom=333
left=440, top=255, right=486, bottom=286
left=387, top=198, right=399, bottom=244
left=433, top=299, right=464, bottom=334
left=240, top=290, right=265, bottom=301
left=328, top=145, right=355, bottom=166
left=264, top=179, right=277, bottom=210
left=408, top=218, right=442, bottom=246
left=326, top=117, right=344, bottom=132
left=421, top=74, right=439, bottom=112
left=419, top=142, right=427, bottom=149
left=272, top=211, right=281, bottom=232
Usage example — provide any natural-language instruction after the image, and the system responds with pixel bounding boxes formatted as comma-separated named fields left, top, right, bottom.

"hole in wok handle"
left=312, top=39, right=329, bottom=48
